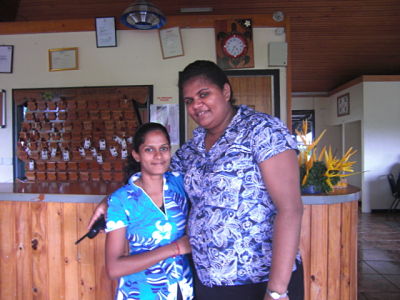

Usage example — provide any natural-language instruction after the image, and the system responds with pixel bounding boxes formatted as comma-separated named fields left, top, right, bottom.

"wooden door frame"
left=178, top=69, right=280, bottom=146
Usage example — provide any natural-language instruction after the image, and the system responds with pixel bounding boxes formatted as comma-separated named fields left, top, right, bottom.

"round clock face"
left=222, top=34, right=247, bottom=58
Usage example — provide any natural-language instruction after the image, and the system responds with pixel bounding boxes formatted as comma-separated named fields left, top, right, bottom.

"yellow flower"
left=297, top=121, right=358, bottom=192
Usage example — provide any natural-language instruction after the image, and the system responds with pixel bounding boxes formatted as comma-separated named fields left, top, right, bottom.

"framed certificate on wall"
left=159, top=27, right=184, bottom=59
left=95, top=17, right=117, bottom=48
left=48, top=47, right=79, bottom=71
left=0, top=45, right=13, bottom=73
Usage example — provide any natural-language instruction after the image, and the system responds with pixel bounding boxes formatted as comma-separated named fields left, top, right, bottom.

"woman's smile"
left=183, top=77, right=233, bottom=133
left=132, top=130, right=171, bottom=177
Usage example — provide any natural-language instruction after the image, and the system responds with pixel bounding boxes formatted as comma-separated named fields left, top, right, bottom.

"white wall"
left=0, top=28, right=286, bottom=182
left=292, top=97, right=315, bottom=111
left=363, top=81, right=400, bottom=211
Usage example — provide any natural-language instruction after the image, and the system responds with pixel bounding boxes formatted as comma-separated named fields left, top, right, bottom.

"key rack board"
left=13, top=85, right=152, bottom=183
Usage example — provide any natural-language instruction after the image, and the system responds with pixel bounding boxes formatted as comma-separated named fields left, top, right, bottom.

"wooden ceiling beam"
left=0, top=14, right=283, bottom=35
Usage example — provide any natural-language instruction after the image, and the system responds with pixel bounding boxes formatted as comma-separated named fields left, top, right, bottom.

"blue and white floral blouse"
left=106, top=171, right=193, bottom=300
left=171, top=105, right=300, bottom=287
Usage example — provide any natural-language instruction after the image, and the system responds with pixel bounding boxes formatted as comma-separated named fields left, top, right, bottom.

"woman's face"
left=182, top=76, right=232, bottom=131
left=132, top=130, right=171, bottom=176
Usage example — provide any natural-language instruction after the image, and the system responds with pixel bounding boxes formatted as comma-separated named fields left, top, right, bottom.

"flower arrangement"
left=296, top=121, right=358, bottom=193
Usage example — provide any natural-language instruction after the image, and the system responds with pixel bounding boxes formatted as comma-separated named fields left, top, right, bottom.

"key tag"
left=41, top=149, right=49, bottom=160
left=79, top=147, right=86, bottom=157
left=62, top=149, right=70, bottom=161
left=99, top=139, right=106, bottom=150
left=50, top=147, right=57, bottom=158
left=25, top=147, right=32, bottom=156
left=83, top=137, right=91, bottom=149
left=121, top=148, right=128, bottom=159
left=90, top=147, right=98, bottom=157
left=113, top=135, right=121, bottom=144
left=109, top=146, right=118, bottom=157
left=28, top=160, right=35, bottom=171
left=96, top=154, right=103, bottom=164
left=120, top=138, right=127, bottom=149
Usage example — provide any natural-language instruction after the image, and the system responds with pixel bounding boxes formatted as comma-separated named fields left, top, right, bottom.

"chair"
left=387, top=173, right=400, bottom=210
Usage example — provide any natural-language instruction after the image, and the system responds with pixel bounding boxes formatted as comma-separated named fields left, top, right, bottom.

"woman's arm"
left=259, top=149, right=303, bottom=300
left=106, top=229, right=191, bottom=280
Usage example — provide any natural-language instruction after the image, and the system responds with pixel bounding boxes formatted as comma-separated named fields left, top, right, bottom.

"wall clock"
left=215, top=18, right=254, bottom=69
left=337, top=93, right=350, bottom=116
left=222, top=34, right=247, bottom=58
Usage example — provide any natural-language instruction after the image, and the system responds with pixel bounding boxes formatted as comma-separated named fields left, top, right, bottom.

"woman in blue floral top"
left=105, top=123, right=193, bottom=300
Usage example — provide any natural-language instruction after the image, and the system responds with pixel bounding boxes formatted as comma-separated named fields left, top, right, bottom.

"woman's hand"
left=87, top=196, right=108, bottom=230
left=175, top=235, right=192, bottom=255
left=106, top=232, right=192, bottom=279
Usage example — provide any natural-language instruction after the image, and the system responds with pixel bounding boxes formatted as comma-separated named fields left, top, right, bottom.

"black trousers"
left=177, top=284, right=183, bottom=300
left=193, top=260, right=304, bottom=300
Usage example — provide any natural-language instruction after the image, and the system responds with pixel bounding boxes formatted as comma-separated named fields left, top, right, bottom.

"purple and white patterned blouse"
left=171, top=105, right=300, bottom=287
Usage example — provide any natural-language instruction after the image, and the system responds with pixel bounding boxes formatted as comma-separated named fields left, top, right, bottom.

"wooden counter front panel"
left=0, top=201, right=116, bottom=300
left=299, top=201, right=358, bottom=300
left=0, top=200, right=357, bottom=300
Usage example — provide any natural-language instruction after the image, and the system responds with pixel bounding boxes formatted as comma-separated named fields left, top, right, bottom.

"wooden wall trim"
left=286, top=17, right=292, bottom=130
left=328, top=75, right=400, bottom=96
left=293, top=75, right=400, bottom=98
left=0, top=14, right=285, bottom=35
left=361, top=75, right=400, bottom=82
left=328, top=77, right=364, bottom=97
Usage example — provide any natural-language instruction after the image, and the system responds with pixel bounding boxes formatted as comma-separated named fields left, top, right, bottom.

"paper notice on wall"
left=150, top=104, right=179, bottom=145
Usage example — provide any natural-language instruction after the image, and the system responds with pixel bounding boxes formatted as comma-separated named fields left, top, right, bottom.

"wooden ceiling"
left=1, top=0, right=400, bottom=95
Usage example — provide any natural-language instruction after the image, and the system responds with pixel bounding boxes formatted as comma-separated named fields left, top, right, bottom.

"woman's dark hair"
left=178, top=60, right=234, bottom=103
left=124, top=122, right=170, bottom=182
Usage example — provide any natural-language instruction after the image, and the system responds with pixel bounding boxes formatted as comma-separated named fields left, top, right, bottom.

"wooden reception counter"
left=0, top=182, right=360, bottom=300
left=300, top=185, right=360, bottom=300
left=0, top=182, right=118, bottom=300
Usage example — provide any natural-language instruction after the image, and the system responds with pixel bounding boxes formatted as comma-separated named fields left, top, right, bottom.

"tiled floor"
left=358, top=211, right=400, bottom=300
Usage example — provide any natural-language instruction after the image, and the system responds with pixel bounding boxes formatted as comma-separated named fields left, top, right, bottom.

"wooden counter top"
left=0, top=182, right=361, bottom=205
left=0, top=181, right=121, bottom=202
left=301, top=185, right=360, bottom=205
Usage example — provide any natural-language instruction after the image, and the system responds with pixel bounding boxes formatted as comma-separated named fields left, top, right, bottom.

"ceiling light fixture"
left=120, top=0, right=166, bottom=30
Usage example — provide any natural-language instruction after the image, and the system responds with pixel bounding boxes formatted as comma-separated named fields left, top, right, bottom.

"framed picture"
left=159, top=27, right=184, bottom=59
left=95, top=17, right=117, bottom=48
left=48, top=47, right=79, bottom=71
left=337, top=93, right=350, bottom=116
left=0, top=89, right=5, bottom=127
left=0, top=45, right=13, bottom=73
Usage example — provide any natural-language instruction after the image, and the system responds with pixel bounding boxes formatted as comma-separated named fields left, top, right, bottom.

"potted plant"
left=296, top=121, right=357, bottom=194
